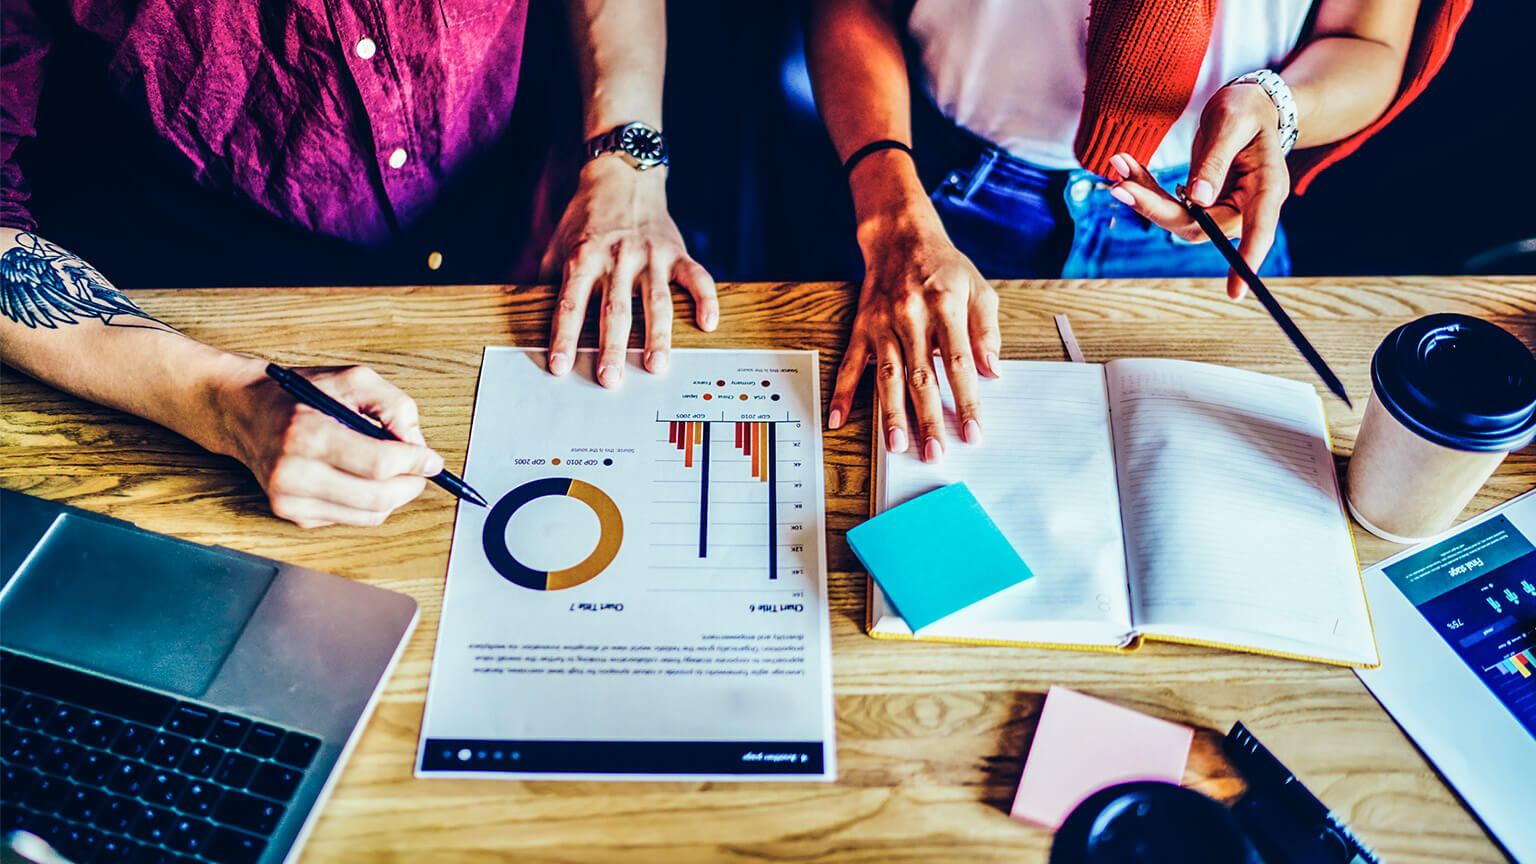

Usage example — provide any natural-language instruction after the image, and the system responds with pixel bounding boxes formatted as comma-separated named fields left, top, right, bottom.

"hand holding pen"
left=212, top=363, right=483, bottom=529
left=264, top=364, right=486, bottom=513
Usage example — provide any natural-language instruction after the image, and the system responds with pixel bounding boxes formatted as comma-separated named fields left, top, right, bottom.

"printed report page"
left=418, top=348, right=835, bottom=781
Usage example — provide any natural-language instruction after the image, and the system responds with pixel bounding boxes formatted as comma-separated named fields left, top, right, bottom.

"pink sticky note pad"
left=1010, top=686, right=1194, bottom=829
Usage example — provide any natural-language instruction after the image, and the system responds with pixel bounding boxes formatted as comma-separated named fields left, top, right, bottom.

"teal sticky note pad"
left=848, top=482, right=1033, bottom=632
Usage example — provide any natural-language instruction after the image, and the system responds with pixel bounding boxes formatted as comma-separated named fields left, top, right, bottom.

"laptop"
left=0, top=489, right=418, bottom=864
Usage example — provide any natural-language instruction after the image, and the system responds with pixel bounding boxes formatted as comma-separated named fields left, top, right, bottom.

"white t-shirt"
left=909, top=0, right=1314, bottom=171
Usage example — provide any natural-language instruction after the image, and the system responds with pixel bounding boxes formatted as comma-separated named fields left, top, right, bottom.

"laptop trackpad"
left=0, top=514, right=276, bottom=697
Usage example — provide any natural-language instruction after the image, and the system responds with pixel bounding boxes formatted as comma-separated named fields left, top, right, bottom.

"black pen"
left=1176, top=186, right=1353, bottom=409
left=264, top=363, right=487, bottom=507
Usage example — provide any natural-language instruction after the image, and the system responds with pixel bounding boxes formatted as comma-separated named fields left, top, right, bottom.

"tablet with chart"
left=417, top=348, right=834, bottom=781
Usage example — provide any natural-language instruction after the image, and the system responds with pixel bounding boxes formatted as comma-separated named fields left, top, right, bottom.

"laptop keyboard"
left=1, top=650, right=323, bottom=864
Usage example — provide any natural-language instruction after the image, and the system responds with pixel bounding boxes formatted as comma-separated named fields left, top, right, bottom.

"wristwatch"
left=584, top=122, right=669, bottom=171
left=1225, top=69, right=1299, bottom=156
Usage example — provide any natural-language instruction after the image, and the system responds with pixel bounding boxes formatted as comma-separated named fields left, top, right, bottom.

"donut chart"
left=482, top=478, right=623, bottom=590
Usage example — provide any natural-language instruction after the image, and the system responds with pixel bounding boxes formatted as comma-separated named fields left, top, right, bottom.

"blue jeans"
left=926, top=149, right=1291, bottom=280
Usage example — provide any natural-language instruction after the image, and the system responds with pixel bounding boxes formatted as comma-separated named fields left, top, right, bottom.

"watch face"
left=620, top=125, right=667, bottom=163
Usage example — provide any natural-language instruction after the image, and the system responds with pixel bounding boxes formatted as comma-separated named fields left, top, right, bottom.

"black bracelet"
left=843, top=139, right=913, bottom=178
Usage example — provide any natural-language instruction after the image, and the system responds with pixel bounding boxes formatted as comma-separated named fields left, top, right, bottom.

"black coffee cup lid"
left=1049, top=782, right=1257, bottom=864
left=1372, top=314, right=1536, bottom=452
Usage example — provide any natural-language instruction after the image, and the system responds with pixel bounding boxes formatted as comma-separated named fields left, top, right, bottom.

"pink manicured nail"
left=1191, top=179, right=1216, bottom=206
left=646, top=350, right=669, bottom=373
left=702, top=309, right=718, bottom=331
left=887, top=427, right=908, bottom=453
left=1109, top=154, right=1130, bottom=179
left=963, top=419, right=982, bottom=445
left=549, top=352, right=572, bottom=376
left=1109, top=186, right=1135, bottom=206
left=986, top=353, right=1001, bottom=377
left=828, top=408, right=844, bottom=430
left=597, top=364, right=621, bottom=387
left=923, top=437, right=943, bottom=463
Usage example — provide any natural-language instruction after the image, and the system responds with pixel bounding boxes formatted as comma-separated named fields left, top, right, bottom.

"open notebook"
left=867, top=358, right=1378, bottom=667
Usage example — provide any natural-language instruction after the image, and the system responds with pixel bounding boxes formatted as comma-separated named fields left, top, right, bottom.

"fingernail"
left=887, top=427, right=908, bottom=453
left=828, top=408, right=843, bottom=430
left=1109, top=186, right=1135, bottom=206
left=598, top=364, right=621, bottom=388
left=1109, top=154, right=1130, bottom=179
left=647, top=350, right=669, bottom=373
left=425, top=450, right=445, bottom=475
left=1191, top=179, right=1216, bottom=206
left=986, top=353, right=1001, bottom=377
left=963, top=419, right=982, bottom=445
left=702, top=309, right=718, bottom=331
left=924, top=436, right=943, bottom=463
left=549, top=352, right=572, bottom=376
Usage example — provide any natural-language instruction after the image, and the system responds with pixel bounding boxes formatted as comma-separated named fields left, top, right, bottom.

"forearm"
left=0, top=228, right=263, bottom=459
left=1283, top=0, right=1420, bottom=147
left=806, top=0, right=936, bottom=239
left=566, top=0, right=665, bottom=138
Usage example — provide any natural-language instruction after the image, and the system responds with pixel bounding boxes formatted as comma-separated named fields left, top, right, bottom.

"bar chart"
left=1490, top=648, right=1536, bottom=678
left=656, top=415, right=804, bottom=584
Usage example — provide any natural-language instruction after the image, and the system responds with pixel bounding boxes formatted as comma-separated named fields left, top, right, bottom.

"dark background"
left=20, top=1, right=1536, bottom=286
left=661, top=0, right=1536, bottom=282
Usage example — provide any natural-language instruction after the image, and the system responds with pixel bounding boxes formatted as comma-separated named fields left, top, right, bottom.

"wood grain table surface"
left=2, top=277, right=1532, bottom=863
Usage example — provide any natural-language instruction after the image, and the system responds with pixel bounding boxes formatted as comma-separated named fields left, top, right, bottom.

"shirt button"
left=388, top=148, right=408, bottom=169
left=354, top=38, right=377, bottom=60
left=426, top=251, right=443, bottom=271
left=1069, top=178, right=1093, bottom=202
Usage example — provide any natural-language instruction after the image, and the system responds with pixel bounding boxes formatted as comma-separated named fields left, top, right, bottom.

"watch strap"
left=1226, top=69, right=1299, bottom=156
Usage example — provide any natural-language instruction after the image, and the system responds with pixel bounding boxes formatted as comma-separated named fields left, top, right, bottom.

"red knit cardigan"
left=1072, top=0, right=1472, bottom=192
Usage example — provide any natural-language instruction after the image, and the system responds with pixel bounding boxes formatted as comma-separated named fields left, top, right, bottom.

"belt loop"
left=958, top=149, right=998, bottom=202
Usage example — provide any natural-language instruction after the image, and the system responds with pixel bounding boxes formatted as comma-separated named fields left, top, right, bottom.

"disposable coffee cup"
left=1346, top=313, right=1536, bottom=543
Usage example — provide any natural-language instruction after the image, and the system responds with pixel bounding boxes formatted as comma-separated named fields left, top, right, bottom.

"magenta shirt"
left=1, top=0, right=529, bottom=247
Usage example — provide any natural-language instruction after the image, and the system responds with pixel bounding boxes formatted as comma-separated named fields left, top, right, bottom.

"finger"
left=269, top=495, right=395, bottom=529
left=267, top=458, right=430, bottom=522
left=300, top=417, right=445, bottom=479
left=549, top=253, right=602, bottom=376
left=968, top=280, right=1002, bottom=379
left=935, top=304, right=983, bottom=446
left=597, top=243, right=643, bottom=388
left=1230, top=185, right=1284, bottom=301
left=319, top=366, right=427, bottom=445
left=1188, top=113, right=1259, bottom=207
left=893, top=308, right=946, bottom=463
left=828, top=330, right=871, bottom=431
left=538, top=240, right=559, bottom=284
left=268, top=477, right=426, bottom=529
left=673, top=257, right=719, bottom=332
left=1108, top=153, right=1203, bottom=241
left=641, top=258, right=674, bottom=373
left=873, top=336, right=910, bottom=454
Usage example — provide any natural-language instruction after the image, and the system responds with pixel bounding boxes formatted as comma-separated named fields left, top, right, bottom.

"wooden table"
left=3, top=277, right=1531, bottom=863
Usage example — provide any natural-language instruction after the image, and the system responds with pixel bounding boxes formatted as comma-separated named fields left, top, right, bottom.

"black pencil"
left=1177, top=187, right=1353, bottom=409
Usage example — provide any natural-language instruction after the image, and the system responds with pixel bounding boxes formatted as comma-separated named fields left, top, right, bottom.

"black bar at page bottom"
left=420, top=739, right=826, bottom=774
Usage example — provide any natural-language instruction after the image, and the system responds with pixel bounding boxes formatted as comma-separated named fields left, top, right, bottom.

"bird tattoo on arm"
left=0, top=232, right=174, bottom=331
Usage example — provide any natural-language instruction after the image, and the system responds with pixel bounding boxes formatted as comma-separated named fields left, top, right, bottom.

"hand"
left=213, top=361, right=445, bottom=528
left=1106, top=83, right=1289, bottom=299
left=540, top=158, right=719, bottom=388
left=829, top=205, right=1000, bottom=462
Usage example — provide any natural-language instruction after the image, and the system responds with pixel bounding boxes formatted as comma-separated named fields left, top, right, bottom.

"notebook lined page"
left=1106, top=358, right=1374, bottom=664
left=872, top=361, right=1132, bottom=646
